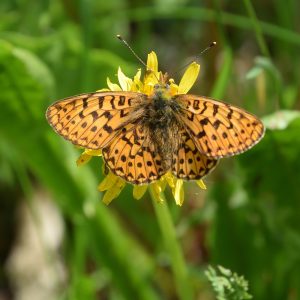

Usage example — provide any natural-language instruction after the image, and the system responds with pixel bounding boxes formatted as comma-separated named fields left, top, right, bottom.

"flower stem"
left=149, top=187, right=193, bottom=300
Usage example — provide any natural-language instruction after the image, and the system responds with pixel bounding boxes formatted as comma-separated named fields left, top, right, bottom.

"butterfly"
left=46, top=80, right=265, bottom=185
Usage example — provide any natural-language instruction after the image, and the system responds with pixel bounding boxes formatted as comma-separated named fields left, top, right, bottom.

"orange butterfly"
left=46, top=76, right=265, bottom=185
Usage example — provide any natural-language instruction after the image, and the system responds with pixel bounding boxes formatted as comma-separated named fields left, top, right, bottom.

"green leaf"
left=205, top=265, right=253, bottom=300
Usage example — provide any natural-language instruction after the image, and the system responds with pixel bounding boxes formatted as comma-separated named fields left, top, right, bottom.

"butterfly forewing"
left=46, top=91, right=144, bottom=149
left=175, top=94, right=265, bottom=158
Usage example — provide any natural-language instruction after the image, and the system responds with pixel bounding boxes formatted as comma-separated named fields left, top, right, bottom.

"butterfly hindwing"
left=46, top=91, right=145, bottom=149
left=175, top=94, right=265, bottom=158
left=102, top=124, right=166, bottom=184
left=172, top=128, right=218, bottom=180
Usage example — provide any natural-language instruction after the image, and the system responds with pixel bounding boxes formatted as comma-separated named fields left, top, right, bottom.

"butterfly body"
left=47, top=86, right=264, bottom=185
left=138, top=85, right=183, bottom=172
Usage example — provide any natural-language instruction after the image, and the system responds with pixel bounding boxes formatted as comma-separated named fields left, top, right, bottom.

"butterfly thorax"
left=149, top=87, right=174, bottom=124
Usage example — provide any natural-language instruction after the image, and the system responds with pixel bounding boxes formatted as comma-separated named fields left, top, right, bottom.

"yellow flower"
left=77, top=52, right=206, bottom=205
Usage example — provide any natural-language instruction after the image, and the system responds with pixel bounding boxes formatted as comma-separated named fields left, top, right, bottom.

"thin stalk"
left=149, top=188, right=193, bottom=300
left=212, top=0, right=234, bottom=99
left=243, top=0, right=270, bottom=57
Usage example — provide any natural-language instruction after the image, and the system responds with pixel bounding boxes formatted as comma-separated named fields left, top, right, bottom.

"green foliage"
left=0, top=0, right=300, bottom=299
left=205, top=265, right=252, bottom=300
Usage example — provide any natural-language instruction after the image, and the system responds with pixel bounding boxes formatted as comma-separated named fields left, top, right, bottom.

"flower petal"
left=196, top=179, right=207, bottom=190
left=98, top=172, right=119, bottom=192
left=134, top=68, right=141, bottom=81
left=147, top=51, right=158, bottom=72
left=150, top=182, right=164, bottom=203
left=178, top=62, right=200, bottom=94
left=85, top=149, right=102, bottom=156
left=132, top=69, right=143, bottom=91
left=173, top=179, right=184, bottom=206
left=133, top=185, right=148, bottom=200
left=107, top=77, right=122, bottom=91
left=76, top=153, right=92, bottom=166
left=102, top=178, right=125, bottom=205
left=118, top=67, right=133, bottom=91
left=143, top=71, right=161, bottom=95
left=168, top=78, right=179, bottom=96
left=164, top=172, right=175, bottom=188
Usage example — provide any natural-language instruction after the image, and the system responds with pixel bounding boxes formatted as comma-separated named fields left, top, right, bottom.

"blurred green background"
left=0, top=0, right=300, bottom=299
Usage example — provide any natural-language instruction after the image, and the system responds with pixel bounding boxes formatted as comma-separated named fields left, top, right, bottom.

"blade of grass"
left=242, top=0, right=270, bottom=57
left=211, top=0, right=234, bottom=99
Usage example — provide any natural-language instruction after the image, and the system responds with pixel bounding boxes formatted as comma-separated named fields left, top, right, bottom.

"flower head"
left=77, top=52, right=206, bottom=205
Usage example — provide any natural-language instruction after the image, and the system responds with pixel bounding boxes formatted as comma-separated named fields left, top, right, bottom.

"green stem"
left=243, top=0, right=270, bottom=57
left=149, top=188, right=193, bottom=300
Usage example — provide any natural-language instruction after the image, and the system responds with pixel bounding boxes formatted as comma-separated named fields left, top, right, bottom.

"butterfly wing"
left=102, top=123, right=166, bottom=184
left=46, top=91, right=146, bottom=149
left=175, top=94, right=265, bottom=158
left=172, top=127, right=218, bottom=180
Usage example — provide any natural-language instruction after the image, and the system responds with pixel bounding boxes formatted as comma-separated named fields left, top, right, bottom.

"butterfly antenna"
left=117, top=35, right=148, bottom=69
left=174, top=42, right=217, bottom=75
